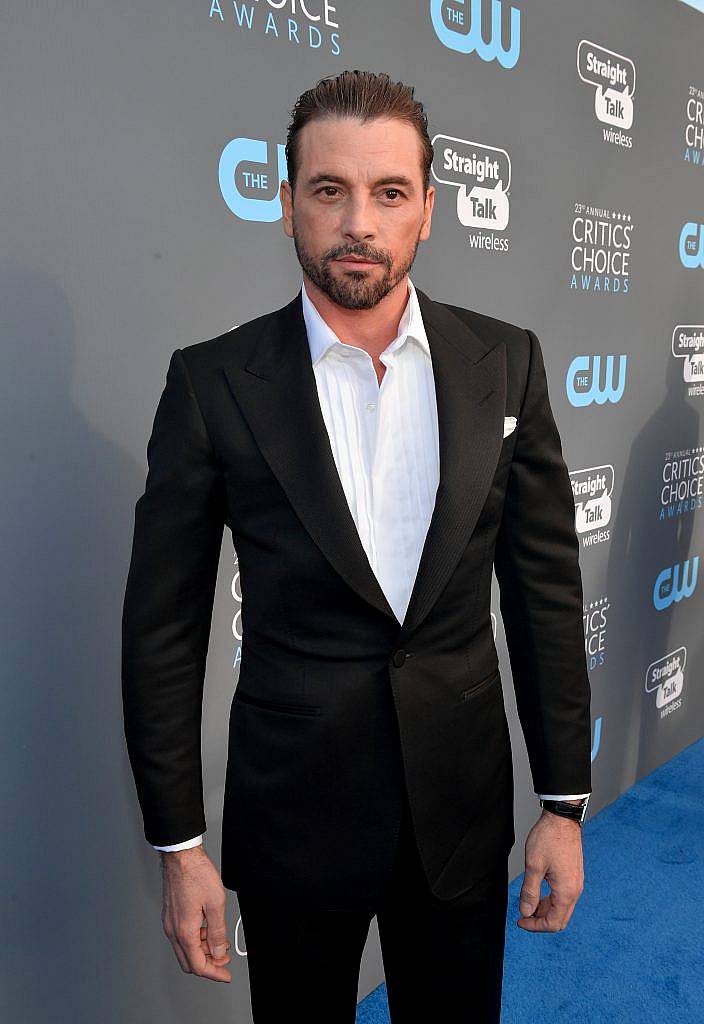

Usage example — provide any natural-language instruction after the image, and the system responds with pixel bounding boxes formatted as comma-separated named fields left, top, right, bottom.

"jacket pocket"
left=460, top=667, right=500, bottom=702
left=234, top=689, right=321, bottom=716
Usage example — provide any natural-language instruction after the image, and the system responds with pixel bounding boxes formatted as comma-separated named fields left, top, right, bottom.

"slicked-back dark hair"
left=285, top=69, right=434, bottom=199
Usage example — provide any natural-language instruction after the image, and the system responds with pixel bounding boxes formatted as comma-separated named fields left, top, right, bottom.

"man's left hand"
left=517, top=807, right=585, bottom=932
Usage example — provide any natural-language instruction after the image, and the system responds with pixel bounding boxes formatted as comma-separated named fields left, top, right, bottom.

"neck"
left=302, top=273, right=410, bottom=360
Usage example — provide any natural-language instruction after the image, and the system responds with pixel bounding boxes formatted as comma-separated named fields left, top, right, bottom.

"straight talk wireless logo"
left=431, top=133, right=511, bottom=251
left=645, top=648, right=686, bottom=720
left=671, top=325, right=704, bottom=397
left=570, top=465, right=614, bottom=547
left=577, top=40, right=635, bottom=148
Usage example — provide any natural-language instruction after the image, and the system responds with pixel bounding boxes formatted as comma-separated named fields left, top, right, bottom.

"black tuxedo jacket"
left=121, top=285, right=592, bottom=909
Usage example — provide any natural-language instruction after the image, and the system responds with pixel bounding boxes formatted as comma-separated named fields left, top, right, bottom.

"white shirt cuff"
left=152, top=834, right=204, bottom=852
left=537, top=793, right=591, bottom=800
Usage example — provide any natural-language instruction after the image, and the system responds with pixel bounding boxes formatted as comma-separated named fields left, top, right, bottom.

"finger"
left=200, top=925, right=231, bottom=944
left=168, top=936, right=193, bottom=973
left=163, top=920, right=194, bottom=973
left=518, top=867, right=544, bottom=917
left=202, top=904, right=231, bottom=960
left=519, top=894, right=572, bottom=932
left=517, top=894, right=549, bottom=928
left=532, top=894, right=552, bottom=918
left=180, top=932, right=232, bottom=982
left=518, top=908, right=566, bottom=932
left=549, top=894, right=577, bottom=930
left=200, top=936, right=232, bottom=965
left=200, top=925, right=232, bottom=964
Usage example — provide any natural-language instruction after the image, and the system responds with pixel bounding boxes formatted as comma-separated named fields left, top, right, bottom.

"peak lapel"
left=222, top=289, right=399, bottom=624
left=398, top=287, right=507, bottom=641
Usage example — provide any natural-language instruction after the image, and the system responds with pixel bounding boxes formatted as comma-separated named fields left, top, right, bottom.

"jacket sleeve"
left=121, top=348, right=226, bottom=847
left=493, top=328, right=592, bottom=795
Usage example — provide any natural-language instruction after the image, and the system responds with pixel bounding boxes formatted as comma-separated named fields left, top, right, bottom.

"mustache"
left=328, top=248, right=389, bottom=264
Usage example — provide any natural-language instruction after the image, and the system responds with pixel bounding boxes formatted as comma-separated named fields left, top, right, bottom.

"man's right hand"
left=160, top=845, right=233, bottom=982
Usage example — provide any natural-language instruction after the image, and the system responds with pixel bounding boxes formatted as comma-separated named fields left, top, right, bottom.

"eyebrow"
left=306, top=172, right=416, bottom=190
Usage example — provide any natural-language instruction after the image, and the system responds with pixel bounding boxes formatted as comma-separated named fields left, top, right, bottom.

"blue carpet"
left=357, top=736, right=704, bottom=1022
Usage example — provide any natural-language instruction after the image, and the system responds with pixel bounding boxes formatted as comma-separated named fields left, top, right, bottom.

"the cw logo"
left=430, top=0, right=520, bottom=68
left=591, top=717, right=602, bottom=762
left=653, top=556, right=699, bottom=610
left=679, top=222, right=704, bottom=268
left=219, top=137, right=287, bottom=222
left=566, top=354, right=627, bottom=407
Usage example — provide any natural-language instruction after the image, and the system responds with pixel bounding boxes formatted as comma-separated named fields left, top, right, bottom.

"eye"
left=315, top=186, right=405, bottom=200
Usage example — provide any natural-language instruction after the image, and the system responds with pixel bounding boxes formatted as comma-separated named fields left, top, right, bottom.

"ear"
left=420, top=185, right=436, bottom=241
left=280, top=179, right=294, bottom=238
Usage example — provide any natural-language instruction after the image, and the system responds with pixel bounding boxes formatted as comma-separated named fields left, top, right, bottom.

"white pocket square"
left=503, top=415, right=517, bottom=438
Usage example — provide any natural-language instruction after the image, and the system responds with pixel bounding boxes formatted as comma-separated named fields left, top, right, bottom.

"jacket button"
left=392, top=649, right=408, bottom=668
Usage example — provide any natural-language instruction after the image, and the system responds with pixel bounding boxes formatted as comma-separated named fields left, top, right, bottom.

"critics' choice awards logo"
left=683, top=84, right=704, bottom=168
left=219, top=137, right=287, bottom=222
left=672, top=326, right=704, bottom=397
left=678, top=221, right=704, bottom=268
left=645, top=648, right=686, bottom=719
left=652, top=557, right=699, bottom=610
left=576, top=40, right=635, bottom=146
left=566, top=353, right=627, bottom=407
left=209, top=0, right=341, bottom=54
left=430, top=0, right=520, bottom=68
left=570, top=465, right=614, bottom=546
left=659, top=447, right=704, bottom=521
left=584, top=595, right=609, bottom=672
left=231, top=552, right=243, bottom=672
left=431, top=134, right=511, bottom=248
left=570, top=203, right=634, bottom=294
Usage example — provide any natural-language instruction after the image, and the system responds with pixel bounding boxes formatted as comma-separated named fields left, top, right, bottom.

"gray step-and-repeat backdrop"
left=3, top=1, right=703, bottom=1020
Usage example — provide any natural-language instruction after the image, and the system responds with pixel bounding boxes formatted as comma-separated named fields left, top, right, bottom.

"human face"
left=281, top=116, right=435, bottom=310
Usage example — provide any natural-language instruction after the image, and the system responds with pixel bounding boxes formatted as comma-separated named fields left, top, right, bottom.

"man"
left=121, top=70, right=592, bottom=1022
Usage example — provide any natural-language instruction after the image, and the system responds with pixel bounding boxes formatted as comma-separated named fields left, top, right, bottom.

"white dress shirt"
left=153, top=277, right=588, bottom=851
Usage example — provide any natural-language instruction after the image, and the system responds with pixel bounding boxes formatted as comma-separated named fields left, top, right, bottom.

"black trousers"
left=235, top=786, right=509, bottom=1023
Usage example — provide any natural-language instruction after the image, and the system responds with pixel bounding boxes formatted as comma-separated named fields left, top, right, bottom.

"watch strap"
left=539, top=795, right=590, bottom=826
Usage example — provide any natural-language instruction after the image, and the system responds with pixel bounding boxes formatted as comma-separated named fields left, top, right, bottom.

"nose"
left=339, top=195, right=377, bottom=244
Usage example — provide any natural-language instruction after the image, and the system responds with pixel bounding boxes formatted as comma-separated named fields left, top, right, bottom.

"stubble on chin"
left=292, top=224, right=420, bottom=310
left=318, top=263, right=394, bottom=310
left=299, top=252, right=409, bottom=311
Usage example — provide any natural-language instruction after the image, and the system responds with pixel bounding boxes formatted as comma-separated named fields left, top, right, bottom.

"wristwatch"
left=539, top=795, right=590, bottom=827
